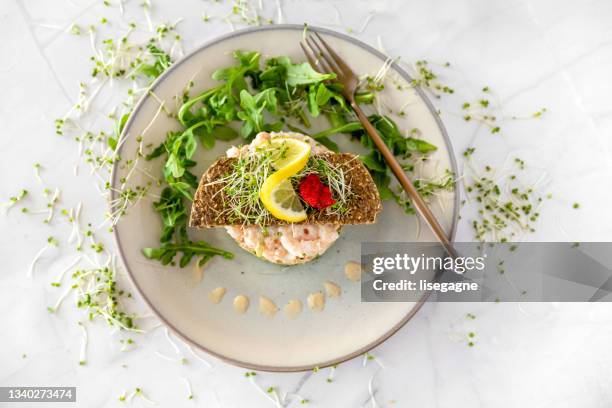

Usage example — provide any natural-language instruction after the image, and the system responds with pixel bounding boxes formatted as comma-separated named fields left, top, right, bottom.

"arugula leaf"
left=169, top=181, right=193, bottom=201
left=147, top=186, right=231, bottom=267
left=237, top=89, right=277, bottom=139
left=315, top=83, right=334, bottom=105
left=312, top=122, right=363, bottom=139
left=307, top=85, right=320, bottom=117
left=258, top=56, right=288, bottom=88
left=165, top=152, right=185, bottom=178
left=183, top=127, right=198, bottom=159
left=280, top=60, right=335, bottom=86
left=142, top=241, right=234, bottom=268
left=354, top=91, right=375, bottom=104
left=316, top=136, right=339, bottom=152
left=177, top=86, right=223, bottom=127
left=369, top=115, right=437, bottom=155
left=405, top=138, right=437, bottom=154
left=198, top=129, right=215, bottom=150
left=360, top=152, right=386, bottom=172
left=212, top=125, right=239, bottom=141
left=153, top=187, right=186, bottom=243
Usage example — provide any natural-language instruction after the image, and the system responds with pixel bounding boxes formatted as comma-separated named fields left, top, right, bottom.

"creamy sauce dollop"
left=233, top=295, right=250, bottom=314
left=259, top=296, right=279, bottom=317
left=345, top=261, right=363, bottom=282
left=324, top=281, right=341, bottom=298
left=283, top=299, right=303, bottom=319
left=307, top=292, right=325, bottom=311
left=208, top=287, right=226, bottom=304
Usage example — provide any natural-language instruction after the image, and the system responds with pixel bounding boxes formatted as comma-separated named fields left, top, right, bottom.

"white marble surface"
left=1, top=0, right=612, bottom=407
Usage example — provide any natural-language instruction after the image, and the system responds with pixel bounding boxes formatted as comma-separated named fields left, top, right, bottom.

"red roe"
left=298, top=174, right=336, bottom=209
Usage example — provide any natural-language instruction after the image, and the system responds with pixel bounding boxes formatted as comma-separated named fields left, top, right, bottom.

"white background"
left=1, top=0, right=612, bottom=407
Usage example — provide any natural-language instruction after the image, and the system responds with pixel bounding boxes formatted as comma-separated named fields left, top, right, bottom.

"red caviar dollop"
left=298, top=174, right=336, bottom=209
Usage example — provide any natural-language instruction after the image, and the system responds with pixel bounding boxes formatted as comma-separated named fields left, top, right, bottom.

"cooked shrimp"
left=223, top=132, right=339, bottom=265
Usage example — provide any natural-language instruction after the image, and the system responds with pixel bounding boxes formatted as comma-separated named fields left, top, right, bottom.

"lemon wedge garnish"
left=260, top=177, right=306, bottom=222
left=267, top=137, right=311, bottom=177
left=259, top=137, right=311, bottom=222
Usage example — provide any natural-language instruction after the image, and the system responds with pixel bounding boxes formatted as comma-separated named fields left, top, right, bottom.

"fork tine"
left=299, top=42, right=323, bottom=74
left=313, top=32, right=354, bottom=77
left=304, top=36, right=336, bottom=76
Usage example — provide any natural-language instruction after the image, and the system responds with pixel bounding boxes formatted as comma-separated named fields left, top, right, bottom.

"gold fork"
left=301, top=32, right=458, bottom=258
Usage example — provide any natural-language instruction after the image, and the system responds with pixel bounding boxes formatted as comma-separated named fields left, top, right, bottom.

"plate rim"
left=111, top=23, right=459, bottom=372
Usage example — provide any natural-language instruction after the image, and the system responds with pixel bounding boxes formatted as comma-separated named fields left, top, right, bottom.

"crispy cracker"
left=189, top=153, right=382, bottom=227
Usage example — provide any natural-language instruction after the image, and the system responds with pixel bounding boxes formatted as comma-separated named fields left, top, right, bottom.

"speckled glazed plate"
left=113, top=25, right=458, bottom=371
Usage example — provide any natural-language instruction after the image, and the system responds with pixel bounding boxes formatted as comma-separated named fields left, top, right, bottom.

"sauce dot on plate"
left=233, top=295, right=250, bottom=314
left=259, top=296, right=278, bottom=317
left=283, top=299, right=303, bottom=319
left=324, top=281, right=341, bottom=298
left=307, top=292, right=325, bottom=311
left=345, top=261, right=363, bottom=282
left=208, top=287, right=226, bottom=304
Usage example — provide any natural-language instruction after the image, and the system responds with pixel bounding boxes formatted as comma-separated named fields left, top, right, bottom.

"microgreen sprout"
left=153, top=351, right=177, bottom=363
left=188, top=345, right=212, bottom=368
left=180, top=377, right=194, bottom=400
left=65, top=257, right=141, bottom=332
left=2, top=189, right=28, bottom=213
left=28, top=232, right=67, bottom=280
left=129, top=387, right=155, bottom=405
left=44, top=188, right=61, bottom=224
left=510, top=107, right=548, bottom=120
left=408, top=60, right=454, bottom=98
left=226, top=0, right=265, bottom=28
left=33, top=162, right=43, bottom=182
left=463, top=147, right=476, bottom=157
left=392, top=169, right=455, bottom=216
left=362, top=352, right=375, bottom=366
left=460, top=99, right=500, bottom=133
left=464, top=160, right=548, bottom=242
left=326, top=365, right=336, bottom=383
left=50, top=256, right=82, bottom=288
left=119, top=338, right=135, bottom=352
left=78, top=322, right=88, bottom=365
left=244, top=370, right=287, bottom=407
left=67, top=202, right=83, bottom=251
left=69, top=23, right=82, bottom=35
left=47, top=286, right=73, bottom=313
left=532, top=107, right=547, bottom=118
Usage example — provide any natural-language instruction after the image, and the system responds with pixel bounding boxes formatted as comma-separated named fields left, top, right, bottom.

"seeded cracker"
left=190, top=153, right=382, bottom=227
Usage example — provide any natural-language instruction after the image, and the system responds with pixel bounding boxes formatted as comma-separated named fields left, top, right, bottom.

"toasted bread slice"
left=189, top=153, right=382, bottom=227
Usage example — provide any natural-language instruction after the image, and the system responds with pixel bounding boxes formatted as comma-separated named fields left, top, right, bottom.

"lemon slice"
left=266, top=137, right=311, bottom=177
left=260, top=176, right=307, bottom=223
left=259, top=137, right=311, bottom=222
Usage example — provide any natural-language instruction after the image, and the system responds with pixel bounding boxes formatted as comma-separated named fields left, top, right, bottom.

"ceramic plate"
left=113, top=25, right=458, bottom=371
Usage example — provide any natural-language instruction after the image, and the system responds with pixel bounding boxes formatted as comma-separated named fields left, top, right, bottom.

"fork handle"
left=351, top=102, right=458, bottom=258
